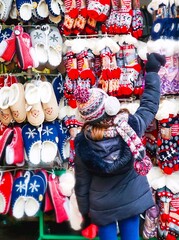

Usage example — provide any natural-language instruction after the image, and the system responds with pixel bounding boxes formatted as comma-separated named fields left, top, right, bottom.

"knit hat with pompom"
left=74, top=86, right=121, bottom=123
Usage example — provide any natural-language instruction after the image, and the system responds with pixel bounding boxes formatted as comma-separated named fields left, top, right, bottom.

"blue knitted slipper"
left=33, top=0, right=49, bottom=20
left=22, top=123, right=42, bottom=165
left=54, top=120, right=70, bottom=163
left=16, top=0, right=33, bottom=21
left=11, top=171, right=32, bottom=219
left=46, top=0, right=63, bottom=17
left=41, top=122, right=59, bottom=164
left=52, top=74, right=64, bottom=104
left=24, top=173, right=46, bottom=217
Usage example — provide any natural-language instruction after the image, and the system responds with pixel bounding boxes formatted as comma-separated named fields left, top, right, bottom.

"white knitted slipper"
left=0, top=0, right=13, bottom=22
left=16, top=0, right=33, bottom=21
left=30, top=28, right=48, bottom=69
left=25, top=82, right=45, bottom=126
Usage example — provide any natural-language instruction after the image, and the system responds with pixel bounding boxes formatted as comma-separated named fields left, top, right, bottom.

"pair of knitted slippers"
left=22, top=122, right=59, bottom=166
left=0, top=25, right=38, bottom=70
left=0, top=82, right=26, bottom=126
left=11, top=170, right=47, bottom=219
left=30, top=24, right=63, bottom=71
left=16, top=0, right=63, bottom=22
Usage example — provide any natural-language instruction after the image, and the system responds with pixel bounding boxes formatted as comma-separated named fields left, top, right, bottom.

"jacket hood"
left=75, top=133, right=134, bottom=176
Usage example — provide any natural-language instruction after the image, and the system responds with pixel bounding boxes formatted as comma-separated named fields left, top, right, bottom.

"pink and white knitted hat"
left=74, top=87, right=120, bottom=123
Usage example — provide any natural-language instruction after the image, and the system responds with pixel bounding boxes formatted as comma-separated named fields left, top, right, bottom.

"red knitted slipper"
left=14, top=25, right=34, bottom=70
left=0, top=127, right=14, bottom=163
left=0, top=31, right=16, bottom=63
left=0, top=171, right=13, bottom=215
left=5, top=126, right=24, bottom=166
left=48, top=174, right=69, bottom=223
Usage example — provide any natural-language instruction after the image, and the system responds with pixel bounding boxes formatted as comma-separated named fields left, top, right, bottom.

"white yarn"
left=105, top=96, right=120, bottom=116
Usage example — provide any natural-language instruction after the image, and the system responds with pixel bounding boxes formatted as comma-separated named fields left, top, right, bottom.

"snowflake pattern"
left=29, top=180, right=40, bottom=193
left=1, top=32, right=11, bottom=40
left=49, top=33, right=59, bottom=43
left=42, top=126, right=53, bottom=137
left=15, top=180, right=26, bottom=193
left=33, top=32, right=43, bottom=40
left=57, top=80, right=63, bottom=94
left=25, top=127, right=38, bottom=139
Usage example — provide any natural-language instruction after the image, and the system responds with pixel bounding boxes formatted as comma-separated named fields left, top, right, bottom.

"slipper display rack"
left=0, top=0, right=179, bottom=240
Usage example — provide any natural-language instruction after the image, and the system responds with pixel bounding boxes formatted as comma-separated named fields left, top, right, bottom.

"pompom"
left=104, top=96, right=120, bottom=116
left=74, top=86, right=90, bottom=103
left=134, top=155, right=152, bottom=176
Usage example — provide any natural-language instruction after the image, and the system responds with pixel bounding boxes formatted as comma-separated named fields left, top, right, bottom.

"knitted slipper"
left=0, top=75, right=18, bottom=88
left=48, top=173, right=69, bottom=223
left=0, top=28, right=13, bottom=43
left=16, top=0, right=33, bottom=21
left=0, top=171, right=13, bottom=215
left=9, top=83, right=26, bottom=123
left=34, top=0, right=49, bottom=20
left=46, top=26, right=63, bottom=70
left=36, top=169, right=54, bottom=212
left=11, top=172, right=31, bottom=219
left=0, top=0, right=13, bottom=22
left=5, top=126, right=25, bottom=166
left=9, top=1, right=18, bottom=19
left=0, top=127, right=14, bottom=163
left=0, top=121, right=7, bottom=136
left=22, top=123, right=42, bottom=165
left=55, top=120, right=70, bottom=162
left=0, top=108, right=13, bottom=126
left=30, top=27, right=48, bottom=69
left=41, top=122, right=58, bottom=163
left=52, top=74, right=64, bottom=104
left=0, top=30, right=16, bottom=63
left=14, top=25, right=35, bottom=70
left=0, top=86, right=14, bottom=126
left=25, top=82, right=45, bottom=126
left=46, top=0, right=63, bottom=17
left=39, top=81, right=59, bottom=122
left=24, top=174, right=46, bottom=217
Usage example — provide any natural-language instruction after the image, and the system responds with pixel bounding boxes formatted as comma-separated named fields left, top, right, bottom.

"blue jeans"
left=98, top=215, right=140, bottom=240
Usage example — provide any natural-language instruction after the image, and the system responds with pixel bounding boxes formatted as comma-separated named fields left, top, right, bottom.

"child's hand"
left=146, top=53, right=166, bottom=73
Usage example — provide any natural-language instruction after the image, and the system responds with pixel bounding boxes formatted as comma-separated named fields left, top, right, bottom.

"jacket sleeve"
left=74, top=137, right=92, bottom=215
left=133, top=72, right=160, bottom=137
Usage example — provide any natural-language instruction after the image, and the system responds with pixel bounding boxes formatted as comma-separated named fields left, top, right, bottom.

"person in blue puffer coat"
left=73, top=53, right=166, bottom=240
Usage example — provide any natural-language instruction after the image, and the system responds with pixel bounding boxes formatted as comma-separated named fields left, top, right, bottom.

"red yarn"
left=68, top=8, right=79, bottom=18
left=111, top=68, right=121, bottom=79
left=160, top=213, right=169, bottom=222
left=101, top=69, right=111, bottom=80
left=68, top=69, right=79, bottom=80
left=68, top=98, right=77, bottom=108
left=80, top=69, right=96, bottom=85
left=166, top=233, right=177, bottom=240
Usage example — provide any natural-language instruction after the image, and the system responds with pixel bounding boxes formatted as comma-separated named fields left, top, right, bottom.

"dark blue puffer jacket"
left=74, top=72, right=160, bottom=226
